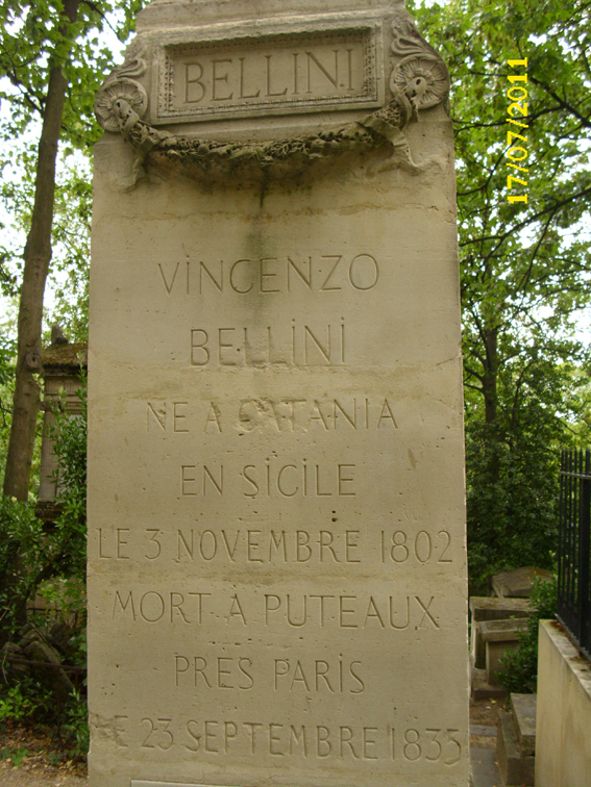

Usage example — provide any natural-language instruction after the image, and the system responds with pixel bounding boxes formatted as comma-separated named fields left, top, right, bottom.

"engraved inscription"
left=157, top=253, right=381, bottom=297
left=237, top=397, right=397, bottom=433
left=95, top=527, right=364, bottom=565
left=263, top=593, right=439, bottom=630
left=110, top=590, right=440, bottom=631
left=172, top=654, right=365, bottom=695
left=174, top=655, right=255, bottom=690
left=380, top=530, right=453, bottom=564
left=125, top=715, right=464, bottom=763
left=179, top=460, right=357, bottom=498
left=156, top=27, right=381, bottom=123
left=273, top=657, right=365, bottom=694
left=145, top=396, right=397, bottom=435
left=190, top=319, right=346, bottom=367
left=95, top=527, right=456, bottom=566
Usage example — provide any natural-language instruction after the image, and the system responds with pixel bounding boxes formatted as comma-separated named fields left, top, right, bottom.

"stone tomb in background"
left=88, top=0, right=469, bottom=784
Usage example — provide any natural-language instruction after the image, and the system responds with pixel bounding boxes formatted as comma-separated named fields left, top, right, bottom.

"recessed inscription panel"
left=155, top=26, right=382, bottom=124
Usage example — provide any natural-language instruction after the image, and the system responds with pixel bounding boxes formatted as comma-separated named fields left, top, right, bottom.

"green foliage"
left=0, top=677, right=53, bottom=725
left=0, top=1, right=148, bottom=345
left=62, top=688, right=89, bottom=761
left=0, top=390, right=88, bottom=741
left=0, top=683, right=37, bottom=724
left=0, top=497, right=44, bottom=636
left=50, top=386, right=87, bottom=580
left=0, top=746, right=30, bottom=766
left=497, top=577, right=558, bottom=693
left=0, top=385, right=87, bottom=639
left=49, top=164, right=92, bottom=342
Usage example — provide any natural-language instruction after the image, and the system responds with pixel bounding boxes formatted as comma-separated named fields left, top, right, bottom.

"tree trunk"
left=481, top=325, right=501, bottom=497
left=3, top=0, right=80, bottom=501
left=482, top=327, right=498, bottom=427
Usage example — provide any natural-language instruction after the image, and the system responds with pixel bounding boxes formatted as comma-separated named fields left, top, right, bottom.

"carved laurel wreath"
left=95, top=13, right=449, bottom=181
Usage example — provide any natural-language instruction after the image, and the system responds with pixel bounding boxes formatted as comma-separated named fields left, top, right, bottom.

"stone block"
left=87, top=1, right=469, bottom=785
left=469, top=597, right=531, bottom=668
left=481, top=619, right=529, bottom=685
left=469, top=596, right=531, bottom=622
left=491, top=566, right=552, bottom=598
left=470, top=667, right=507, bottom=701
left=496, top=710, right=534, bottom=786
left=510, top=692, right=536, bottom=756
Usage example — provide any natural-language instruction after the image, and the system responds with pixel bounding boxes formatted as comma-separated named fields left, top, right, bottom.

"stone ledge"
left=511, top=692, right=536, bottom=756
left=480, top=617, right=529, bottom=642
left=496, top=709, right=534, bottom=786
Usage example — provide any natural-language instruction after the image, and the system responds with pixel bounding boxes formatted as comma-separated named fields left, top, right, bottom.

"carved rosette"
left=95, top=49, right=148, bottom=133
left=390, top=56, right=448, bottom=109
left=95, top=78, right=148, bottom=132
left=389, top=12, right=449, bottom=110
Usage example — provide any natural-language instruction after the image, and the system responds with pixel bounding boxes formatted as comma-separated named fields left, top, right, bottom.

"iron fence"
left=557, top=448, right=591, bottom=658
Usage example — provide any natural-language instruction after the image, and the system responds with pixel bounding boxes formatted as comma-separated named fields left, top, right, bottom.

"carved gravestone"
left=88, top=1, right=469, bottom=785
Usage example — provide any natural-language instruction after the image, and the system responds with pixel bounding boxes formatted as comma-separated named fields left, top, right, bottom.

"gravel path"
left=0, top=761, right=86, bottom=786
left=0, top=725, right=86, bottom=786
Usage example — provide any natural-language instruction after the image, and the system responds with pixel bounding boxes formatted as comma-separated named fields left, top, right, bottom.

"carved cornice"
left=95, top=11, right=449, bottom=183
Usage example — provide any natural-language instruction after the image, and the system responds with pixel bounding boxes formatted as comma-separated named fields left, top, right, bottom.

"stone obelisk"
left=88, top=2, right=469, bottom=784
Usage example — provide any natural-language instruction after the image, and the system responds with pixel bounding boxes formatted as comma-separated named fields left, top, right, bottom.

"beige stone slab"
left=88, top=157, right=469, bottom=783
left=491, top=566, right=553, bottom=598
left=469, top=596, right=531, bottom=622
left=511, top=692, right=536, bottom=756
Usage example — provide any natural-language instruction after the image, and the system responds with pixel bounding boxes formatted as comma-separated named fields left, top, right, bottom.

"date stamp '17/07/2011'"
left=505, top=58, right=529, bottom=205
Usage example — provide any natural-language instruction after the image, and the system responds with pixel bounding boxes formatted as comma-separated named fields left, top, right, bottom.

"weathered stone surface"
left=88, top=1, right=468, bottom=785
left=469, top=596, right=531, bottom=622
left=469, top=597, right=531, bottom=669
left=480, top=618, right=529, bottom=643
left=470, top=667, right=507, bottom=701
left=496, top=710, right=535, bottom=786
left=481, top=619, right=529, bottom=685
left=511, top=693, right=536, bottom=756
left=536, top=621, right=591, bottom=787
left=491, top=566, right=553, bottom=598
left=38, top=341, right=86, bottom=507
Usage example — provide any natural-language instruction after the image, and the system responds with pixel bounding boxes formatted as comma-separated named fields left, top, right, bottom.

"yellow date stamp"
left=505, top=58, right=529, bottom=205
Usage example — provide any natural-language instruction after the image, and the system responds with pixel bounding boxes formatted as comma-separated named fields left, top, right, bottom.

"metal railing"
left=557, top=448, right=591, bottom=658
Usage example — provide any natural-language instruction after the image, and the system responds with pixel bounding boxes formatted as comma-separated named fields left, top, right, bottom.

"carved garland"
left=95, top=14, right=449, bottom=181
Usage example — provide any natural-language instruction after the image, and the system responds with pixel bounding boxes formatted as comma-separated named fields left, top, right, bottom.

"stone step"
left=470, top=596, right=532, bottom=622
left=469, top=596, right=531, bottom=669
left=511, top=692, right=536, bottom=757
left=497, top=709, right=535, bottom=786
left=471, top=667, right=507, bottom=701
left=492, top=566, right=553, bottom=598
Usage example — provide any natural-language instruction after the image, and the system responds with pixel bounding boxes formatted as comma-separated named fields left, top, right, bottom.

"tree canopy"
left=411, top=0, right=591, bottom=587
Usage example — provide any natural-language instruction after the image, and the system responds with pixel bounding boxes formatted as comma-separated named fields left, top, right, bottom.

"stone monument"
left=88, top=1, right=469, bottom=784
